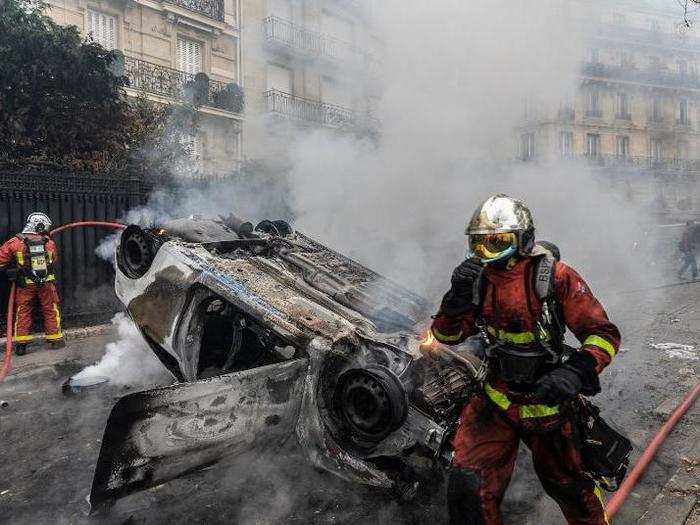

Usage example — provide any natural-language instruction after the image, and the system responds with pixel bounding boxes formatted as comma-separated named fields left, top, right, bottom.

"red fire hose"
left=0, top=221, right=125, bottom=383
left=0, top=283, right=16, bottom=382
left=605, top=381, right=700, bottom=520
left=49, top=221, right=126, bottom=236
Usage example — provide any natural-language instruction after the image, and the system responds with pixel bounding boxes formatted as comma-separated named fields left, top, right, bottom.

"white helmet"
left=23, top=212, right=52, bottom=234
left=466, top=194, right=535, bottom=262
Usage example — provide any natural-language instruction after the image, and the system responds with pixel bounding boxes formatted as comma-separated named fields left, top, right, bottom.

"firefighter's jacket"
left=431, top=257, right=620, bottom=422
left=0, top=233, right=58, bottom=286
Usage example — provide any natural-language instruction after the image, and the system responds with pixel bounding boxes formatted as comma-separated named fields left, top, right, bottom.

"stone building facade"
left=516, top=1, right=700, bottom=215
left=240, top=0, right=380, bottom=162
left=43, top=0, right=243, bottom=175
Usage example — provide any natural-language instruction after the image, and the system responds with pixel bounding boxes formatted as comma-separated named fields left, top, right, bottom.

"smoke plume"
left=72, top=313, right=172, bottom=388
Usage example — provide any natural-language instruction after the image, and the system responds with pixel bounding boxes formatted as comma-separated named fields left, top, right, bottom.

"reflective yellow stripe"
left=484, top=383, right=511, bottom=410
left=15, top=251, right=24, bottom=266
left=53, top=302, right=62, bottom=333
left=487, top=325, right=551, bottom=345
left=45, top=333, right=63, bottom=341
left=519, top=404, right=559, bottom=418
left=13, top=335, right=34, bottom=343
left=432, top=327, right=463, bottom=343
left=584, top=335, right=616, bottom=359
left=593, top=484, right=609, bottom=524
left=485, top=383, right=559, bottom=418
left=13, top=304, right=20, bottom=337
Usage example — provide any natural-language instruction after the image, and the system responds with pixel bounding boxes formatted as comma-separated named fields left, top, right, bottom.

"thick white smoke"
left=72, top=313, right=172, bottom=388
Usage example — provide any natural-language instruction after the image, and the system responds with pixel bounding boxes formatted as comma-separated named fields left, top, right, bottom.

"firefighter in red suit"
left=431, top=195, right=619, bottom=525
left=0, top=212, right=64, bottom=355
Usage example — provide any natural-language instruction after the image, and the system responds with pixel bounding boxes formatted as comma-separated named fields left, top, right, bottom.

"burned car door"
left=90, top=358, right=308, bottom=512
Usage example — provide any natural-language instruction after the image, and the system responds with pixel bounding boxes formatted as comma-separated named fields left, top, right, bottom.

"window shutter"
left=177, top=37, right=202, bottom=74
left=87, top=10, right=116, bottom=49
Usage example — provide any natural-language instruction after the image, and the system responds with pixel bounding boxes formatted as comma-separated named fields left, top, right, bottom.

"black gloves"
left=535, top=351, right=601, bottom=406
left=439, top=259, right=483, bottom=315
left=451, top=259, right=483, bottom=292
left=4, top=268, right=17, bottom=282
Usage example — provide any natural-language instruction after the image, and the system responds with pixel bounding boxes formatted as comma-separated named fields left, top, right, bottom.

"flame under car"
left=90, top=215, right=481, bottom=511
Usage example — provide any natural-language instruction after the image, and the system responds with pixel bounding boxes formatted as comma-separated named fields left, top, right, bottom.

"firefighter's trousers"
left=448, top=393, right=607, bottom=525
left=12, top=283, right=63, bottom=345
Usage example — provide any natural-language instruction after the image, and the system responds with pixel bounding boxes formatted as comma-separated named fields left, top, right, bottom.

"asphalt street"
left=0, top=280, right=698, bottom=524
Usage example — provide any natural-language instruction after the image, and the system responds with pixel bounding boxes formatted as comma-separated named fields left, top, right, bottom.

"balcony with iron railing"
left=582, top=61, right=700, bottom=90
left=264, top=89, right=378, bottom=130
left=263, top=16, right=368, bottom=64
left=578, top=154, right=700, bottom=172
left=121, top=56, right=244, bottom=114
left=166, top=0, right=224, bottom=21
left=264, top=89, right=354, bottom=127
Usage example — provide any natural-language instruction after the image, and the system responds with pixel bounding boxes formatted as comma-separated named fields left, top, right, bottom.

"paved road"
left=0, top=281, right=697, bottom=524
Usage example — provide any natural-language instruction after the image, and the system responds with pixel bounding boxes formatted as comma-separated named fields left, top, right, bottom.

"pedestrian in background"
left=678, top=220, right=698, bottom=281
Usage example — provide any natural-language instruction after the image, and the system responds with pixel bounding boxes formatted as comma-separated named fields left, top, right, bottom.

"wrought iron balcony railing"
left=582, top=61, right=700, bottom=90
left=263, top=16, right=367, bottom=63
left=615, top=113, right=632, bottom=120
left=264, top=89, right=377, bottom=129
left=578, top=154, right=700, bottom=172
left=584, top=109, right=602, bottom=118
left=167, top=0, right=224, bottom=21
left=122, top=57, right=244, bottom=113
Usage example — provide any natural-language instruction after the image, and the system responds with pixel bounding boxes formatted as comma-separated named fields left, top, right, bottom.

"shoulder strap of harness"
left=533, top=253, right=556, bottom=301
left=471, top=250, right=566, bottom=353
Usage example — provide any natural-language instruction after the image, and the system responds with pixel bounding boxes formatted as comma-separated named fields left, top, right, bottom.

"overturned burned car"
left=90, top=215, right=486, bottom=511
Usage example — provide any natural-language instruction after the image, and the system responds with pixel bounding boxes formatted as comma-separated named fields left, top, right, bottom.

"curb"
left=0, top=323, right=113, bottom=347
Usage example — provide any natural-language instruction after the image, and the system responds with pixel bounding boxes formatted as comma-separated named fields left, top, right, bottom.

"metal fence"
left=0, top=171, right=150, bottom=330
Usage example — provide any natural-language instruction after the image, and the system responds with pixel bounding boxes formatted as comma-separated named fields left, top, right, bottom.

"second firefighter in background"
left=0, top=212, right=64, bottom=355
left=432, top=195, right=619, bottom=525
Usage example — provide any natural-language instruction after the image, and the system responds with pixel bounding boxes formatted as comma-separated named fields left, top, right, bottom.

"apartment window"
left=559, top=131, right=573, bottom=157
left=618, top=50, right=632, bottom=68
left=586, top=133, right=600, bottom=157
left=181, top=133, right=202, bottom=163
left=650, top=19, right=660, bottom=32
left=322, top=75, right=353, bottom=108
left=266, top=63, right=293, bottom=93
left=649, top=56, right=661, bottom=70
left=650, top=138, right=663, bottom=159
left=269, top=0, right=292, bottom=18
left=177, top=37, right=203, bottom=75
left=616, top=92, right=630, bottom=119
left=586, top=90, right=600, bottom=117
left=521, top=133, right=535, bottom=160
left=87, top=10, right=116, bottom=49
left=321, top=12, right=354, bottom=43
left=679, top=99, right=689, bottom=124
left=651, top=97, right=663, bottom=122
left=589, top=48, right=600, bottom=64
left=616, top=136, right=630, bottom=158
left=677, top=142, right=689, bottom=159
left=613, top=13, right=626, bottom=25
left=678, top=59, right=688, bottom=75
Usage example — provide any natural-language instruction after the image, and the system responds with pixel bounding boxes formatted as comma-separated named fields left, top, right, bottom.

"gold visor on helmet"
left=470, top=232, right=517, bottom=261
